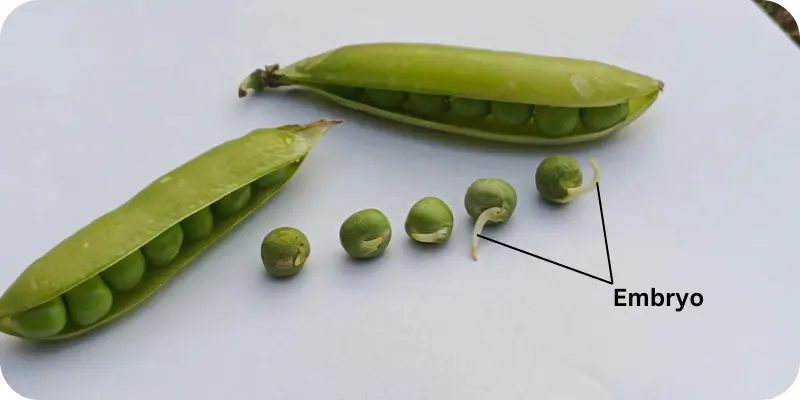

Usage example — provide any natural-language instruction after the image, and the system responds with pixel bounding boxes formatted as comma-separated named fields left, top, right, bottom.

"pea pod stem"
left=560, top=158, right=600, bottom=204
left=471, top=207, right=504, bottom=260
left=238, top=65, right=288, bottom=98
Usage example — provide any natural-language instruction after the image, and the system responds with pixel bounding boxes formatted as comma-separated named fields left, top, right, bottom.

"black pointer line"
left=596, top=182, right=614, bottom=285
left=476, top=182, right=614, bottom=286
left=476, top=234, right=613, bottom=285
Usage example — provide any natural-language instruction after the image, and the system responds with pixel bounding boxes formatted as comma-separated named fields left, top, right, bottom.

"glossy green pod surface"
left=0, top=119, right=340, bottom=340
left=238, top=42, right=664, bottom=145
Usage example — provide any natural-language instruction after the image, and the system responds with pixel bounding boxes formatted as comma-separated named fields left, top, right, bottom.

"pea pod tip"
left=238, top=64, right=285, bottom=98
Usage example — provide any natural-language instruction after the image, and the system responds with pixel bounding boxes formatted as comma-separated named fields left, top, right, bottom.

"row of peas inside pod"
left=0, top=119, right=340, bottom=340
left=257, top=154, right=600, bottom=277
left=238, top=42, right=664, bottom=146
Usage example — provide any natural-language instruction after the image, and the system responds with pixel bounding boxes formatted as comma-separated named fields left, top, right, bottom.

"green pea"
left=580, top=103, right=629, bottom=132
left=99, top=249, right=146, bottom=291
left=407, top=93, right=449, bottom=117
left=450, top=98, right=490, bottom=119
left=535, top=155, right=600, bottom=203
left=534, top=106, right=579, bottom=136
left=142, top=224, right=184, bottom=267
left=404, top=197, right=454, bottom=244
left=253, top=168, right=289, bottom=189
left=339, top=208, right=392, bottom=259
left=10, top=297, right=67, bottom=339
left=366, top=89, right=408, bottom=108
left=260, top=227, right=311, bottom=278
left=63, top=276, right=114, bottom=326
left=211, top=185, right=252, bottom=217
left=324, top=85, right=363, bottom=99
left=181, top=208, right=214, bottom=243
left=490, top=102, right=534, bottom=125
left=464, top=178, right=517, bottom=260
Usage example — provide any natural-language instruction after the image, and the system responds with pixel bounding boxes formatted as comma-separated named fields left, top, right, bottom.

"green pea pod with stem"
left=238, top=42, right=664, bottom=146
left=0, top=119, right=341, bottom=340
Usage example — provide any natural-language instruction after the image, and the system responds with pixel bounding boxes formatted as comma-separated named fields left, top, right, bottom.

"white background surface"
left=1, top=0, right=800, bottom=399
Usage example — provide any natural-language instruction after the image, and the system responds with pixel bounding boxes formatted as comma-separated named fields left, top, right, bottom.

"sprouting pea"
left=534, top=106, right=579, bottom=136
left=580, top=103, right=629, bottom=132
left=211, top=185, right=253, bottom=217
left=260, top=227, right=311, bottom=278
left=490, top=102, right=534, bottom=125
left=180, top=207, right=215, bottom=243
left=63, top=276, right=114, bottom=326
left=450, top=98, right=490, bottom=119
left=407, top=93, right=449, bottom=117
left=464, top=178, right=517, bottom=260
left=404, top=197, right=454, bottom=244
left=339, top=208, right=392, bottom=259
left=99, top=249, right=146, bottom=291
left=10, top=297, right=67, bottom=339
left=535, top=155, right=600, bottom=203
left=142, top=224, right=184, bottom=267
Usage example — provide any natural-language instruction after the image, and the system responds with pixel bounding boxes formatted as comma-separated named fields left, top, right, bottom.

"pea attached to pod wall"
left=535, top=155, right=600, bottom=204
left=464, top=178, right=517, bottom=260
left=0, top=119, right=341, bottom=341
left=239, top=42, right=664, bottom=146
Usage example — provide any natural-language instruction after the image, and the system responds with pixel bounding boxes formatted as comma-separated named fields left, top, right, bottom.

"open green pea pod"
left=0, top=119, right=340, bottom=340
left=239, top=42, right=664, bottom=145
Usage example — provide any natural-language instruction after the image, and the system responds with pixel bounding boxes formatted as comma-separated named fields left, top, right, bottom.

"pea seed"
left=100, top=249, right=146, bottom=291
left=253, top=168, right=288, bottom=189
left=261, top=227, right=310, bottom=278
left=534, top=106, right=579, bottom=136
left=181, top=208, right=214, bottom=243
left=324, top=85, right=363, bottom=99
left=10, top=297, right=67, bottom=339
left=211, top=185, right=252, bottom=217
left=450, top=98, right=490, bottom=118
left=407, top=93, right=449, bottom=117
left=63, top=276, right=114, bottom=326
left=535, top=155, right=600, bottom=204
left=339, top=208, right=392, bottom=259
left=580, top=102, right=629, bottom=132
left=366, top=88, right=407, bottom=108
left=142, top=224, right=184, bottom=267
left=490, top=102, right=533, bottom=125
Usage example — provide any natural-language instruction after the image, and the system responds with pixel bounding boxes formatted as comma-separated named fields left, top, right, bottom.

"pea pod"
left=238, top=42, right=664, bottom=145
left=0, top=119, right=340, bottom=340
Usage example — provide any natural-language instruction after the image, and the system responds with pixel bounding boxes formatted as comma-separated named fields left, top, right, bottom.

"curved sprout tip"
left=562, top=158, right=600, bottom=203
